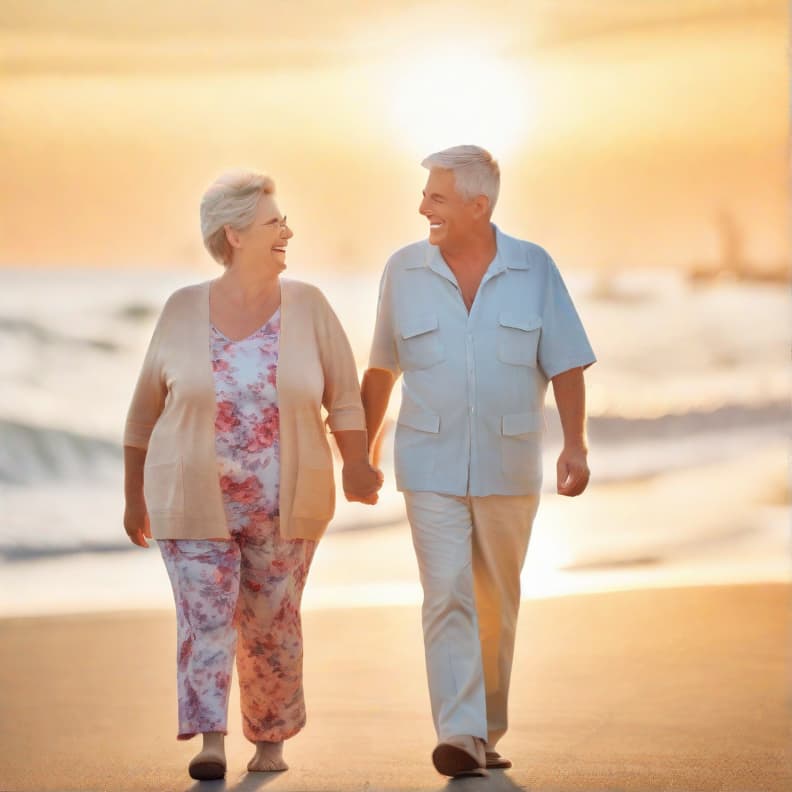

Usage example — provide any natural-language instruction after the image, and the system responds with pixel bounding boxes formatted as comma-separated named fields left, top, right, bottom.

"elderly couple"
left=123, top=144, right=596, bottom=781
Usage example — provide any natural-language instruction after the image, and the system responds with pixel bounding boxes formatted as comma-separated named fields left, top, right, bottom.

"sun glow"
left=384, top=47, right=533, bottom=157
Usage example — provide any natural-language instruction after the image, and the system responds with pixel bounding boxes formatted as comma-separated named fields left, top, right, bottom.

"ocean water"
left=0, top=265, right=788, bottom=613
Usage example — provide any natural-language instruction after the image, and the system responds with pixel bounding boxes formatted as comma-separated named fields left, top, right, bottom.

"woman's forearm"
left=124, top=445, right=148, bottom=506
left=331, top=429, right=370, bottom=465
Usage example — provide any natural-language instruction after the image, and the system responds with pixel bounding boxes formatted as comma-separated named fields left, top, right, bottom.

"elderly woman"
left=123, top=170, right=382, bottom=780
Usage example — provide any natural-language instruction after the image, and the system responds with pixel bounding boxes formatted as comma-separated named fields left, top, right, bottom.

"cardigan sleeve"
left=315, top=291, right=366, bottom=433
left=123, top=308, right=168, bottom=450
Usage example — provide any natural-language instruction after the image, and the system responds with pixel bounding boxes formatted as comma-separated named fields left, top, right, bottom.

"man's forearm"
left=551, top=367, right=588, bottom=449
left=361, top=368, right=396, bottom=455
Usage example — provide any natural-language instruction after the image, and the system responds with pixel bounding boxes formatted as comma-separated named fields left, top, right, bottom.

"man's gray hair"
left=421, top=145, right=500, bottom=213
left=200, top=170, right=275, bottom=266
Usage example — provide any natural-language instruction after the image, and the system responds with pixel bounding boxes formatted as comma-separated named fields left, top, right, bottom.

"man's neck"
left=439, top=223, right=497, bottom=273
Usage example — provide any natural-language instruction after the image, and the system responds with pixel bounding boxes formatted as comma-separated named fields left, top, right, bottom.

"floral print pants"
left=159, top=521, right=316, bottom=743
left=158, top=308, right=317, bottom=743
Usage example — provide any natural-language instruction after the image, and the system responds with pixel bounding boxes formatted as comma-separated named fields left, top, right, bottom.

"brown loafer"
left=486, top=750, right=513, bottom=769
left=188, top=758, right=226, bottom=780
left=432, top=735, right=488, bottom=778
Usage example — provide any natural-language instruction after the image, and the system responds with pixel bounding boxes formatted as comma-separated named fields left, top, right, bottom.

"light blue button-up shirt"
left=369, top=226, right=596, bottom=497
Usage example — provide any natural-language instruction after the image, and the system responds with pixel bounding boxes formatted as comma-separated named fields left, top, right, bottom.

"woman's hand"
left=123, top=447, right=151, bottom=546
left=342, top=459, right=384, bottom=505
left=124, top=499, right=152, bottom=547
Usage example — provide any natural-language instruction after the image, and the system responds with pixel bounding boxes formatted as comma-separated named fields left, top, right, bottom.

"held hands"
left=556, top=445, right=590, bottom=497
left=343, top=458, right=384, bottom=505
left=124, top=500, right=152, bottom=547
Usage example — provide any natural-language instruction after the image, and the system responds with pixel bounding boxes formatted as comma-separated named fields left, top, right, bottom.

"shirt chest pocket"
left=497, top=313, right=542, bottom=367
left=398, top=315, right=445, bottom=371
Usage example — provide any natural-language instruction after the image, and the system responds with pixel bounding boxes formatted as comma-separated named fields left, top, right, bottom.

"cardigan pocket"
left=143, top=458, right=184, bottom=514
left=292, top=465, right=335, bottom=521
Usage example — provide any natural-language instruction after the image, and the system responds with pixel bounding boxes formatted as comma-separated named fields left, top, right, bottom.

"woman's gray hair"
left=200, top=170, right=275, bottom=265
left=421, top=145, right=500, bottom=213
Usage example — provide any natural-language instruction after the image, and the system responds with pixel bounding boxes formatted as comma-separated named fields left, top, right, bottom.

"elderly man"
left=361, top=145, right=596, bottom=778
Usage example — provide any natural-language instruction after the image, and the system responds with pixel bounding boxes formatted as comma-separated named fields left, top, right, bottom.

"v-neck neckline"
left=211, top=306, right=280, bottom=343
left=207, top=278, right=282, bottom=342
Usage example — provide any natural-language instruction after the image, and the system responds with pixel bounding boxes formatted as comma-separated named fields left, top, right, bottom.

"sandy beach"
left=0, top=582, right=789, bottom=792
left=1, top=438, right=788, bottom=790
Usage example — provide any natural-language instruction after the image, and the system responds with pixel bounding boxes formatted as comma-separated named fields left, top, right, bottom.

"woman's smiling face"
left=232, top=193, right=293, bottom=271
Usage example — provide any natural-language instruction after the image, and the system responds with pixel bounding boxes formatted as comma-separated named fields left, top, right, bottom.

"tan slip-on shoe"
left=432, top=735, right=488, bottom=778
left=188, top=757, right=226, bottom=781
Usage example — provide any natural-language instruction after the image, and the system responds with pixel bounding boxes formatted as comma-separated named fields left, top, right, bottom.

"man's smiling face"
left=419, top=168, right=478, bottom=249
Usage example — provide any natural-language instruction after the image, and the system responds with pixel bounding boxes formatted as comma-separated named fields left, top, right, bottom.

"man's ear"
left=472, top=194, right=490, bottom=220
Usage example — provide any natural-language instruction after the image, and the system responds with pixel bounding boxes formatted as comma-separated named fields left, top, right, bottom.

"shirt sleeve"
left=367, top=261, right=401, bottom=376
left=537, top=252, right=597, bottom=380
left=316, top=291, right=366, bottom=433
left=123, top=309, right=168, bottom=449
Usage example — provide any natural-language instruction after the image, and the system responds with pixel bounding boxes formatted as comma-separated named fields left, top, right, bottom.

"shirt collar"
left=495, top=225, right=531, bottom=271
left=406, top=224, right=531, bottom=276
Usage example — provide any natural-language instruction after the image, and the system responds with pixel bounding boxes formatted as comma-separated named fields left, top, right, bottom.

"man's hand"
left=343, top=459, right=384, bottom=505
left=556, top=445, right=590, bottom=497
left=124, top=499, right=152, bottom=547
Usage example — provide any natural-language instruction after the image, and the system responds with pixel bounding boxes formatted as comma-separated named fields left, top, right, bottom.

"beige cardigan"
left=124, top=278, right=365, bottom=541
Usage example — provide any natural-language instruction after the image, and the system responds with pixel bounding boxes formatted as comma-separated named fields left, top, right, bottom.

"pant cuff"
left=243, top=717, right=306, bottom=744
left=177, top=725, right=228, bottom=740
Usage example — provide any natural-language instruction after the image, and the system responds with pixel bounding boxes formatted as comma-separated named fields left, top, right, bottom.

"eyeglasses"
left=260, top=215, right=288, bottom=229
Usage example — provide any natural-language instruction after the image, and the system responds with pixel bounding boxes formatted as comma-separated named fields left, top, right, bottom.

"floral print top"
left=211, top=309, right=281, bottom=532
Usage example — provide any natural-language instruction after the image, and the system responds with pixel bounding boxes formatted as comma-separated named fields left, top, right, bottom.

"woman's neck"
left=218, top=261, right=280, bottom=305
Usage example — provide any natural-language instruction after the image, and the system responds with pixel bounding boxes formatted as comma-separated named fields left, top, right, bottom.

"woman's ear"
left=224, top=224, right=242, bottom=250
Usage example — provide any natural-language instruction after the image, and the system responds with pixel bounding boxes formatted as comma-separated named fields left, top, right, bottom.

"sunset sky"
left=0, top=0, right=787, bottom=273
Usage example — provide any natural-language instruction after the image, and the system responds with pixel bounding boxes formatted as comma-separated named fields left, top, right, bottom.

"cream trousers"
left=404, top=491, right=539, bottom=747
